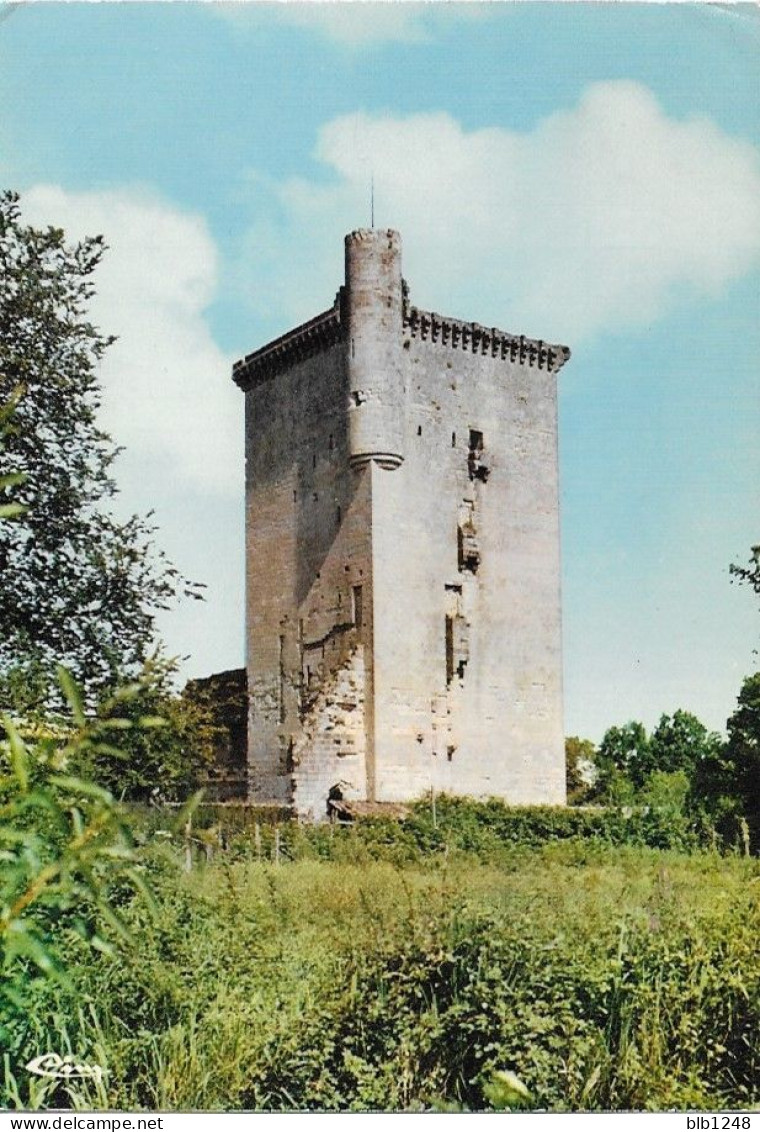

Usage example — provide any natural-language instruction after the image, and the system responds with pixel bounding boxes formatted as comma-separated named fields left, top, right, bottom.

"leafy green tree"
left=564, top=736, right=596, bottom=804
left=689, top=549, right=760, bottom=846
left=724, top=673, right=760, bottom=848
left=731, top=545, right=759, bottom=659
left=593, top=721, right=649, bottom=800
left=727, top=670, right=760, bottom=791
left=649, top=710, right=722, bottom=779
left=693, top=673, right=760, bottom=850
left=0, top=190, right=202, bottom=708
left=592, top=712, right=719, bottom=804
left=638, top=767, right=691, bottom=815
left=0, top=408, right=157, bottom=1100
left=76, top=654, right=220, bottom=803
left=730, top=545, right=760, bottom=604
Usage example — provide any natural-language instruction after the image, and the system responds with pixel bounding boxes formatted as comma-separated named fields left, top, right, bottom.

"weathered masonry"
left=233, top=229, right=570, bottom=817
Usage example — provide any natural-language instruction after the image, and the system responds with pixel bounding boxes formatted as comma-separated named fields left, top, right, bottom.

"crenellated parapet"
left=232, top=294, right=345, bottom=391
left=402, top=288, right=570, bottom=374
left=232, top=255, right=570, bottom=394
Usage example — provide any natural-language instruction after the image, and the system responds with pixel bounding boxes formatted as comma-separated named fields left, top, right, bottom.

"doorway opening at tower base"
left=326, top=782, right=344, bottom=820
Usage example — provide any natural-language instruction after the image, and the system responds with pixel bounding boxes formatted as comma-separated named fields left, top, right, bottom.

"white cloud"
left=216, top=1, right=486, bottom=48
left=237, top=80, right=760, bottom=344
left=23, top=185, right=239, bottom=495
left=259, top=2, right=430, bottom=46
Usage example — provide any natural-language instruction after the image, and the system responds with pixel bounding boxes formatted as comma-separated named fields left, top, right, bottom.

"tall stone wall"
left=242, top=334, right=374, bottom=813
left=371, top=310, right=566, bottom=803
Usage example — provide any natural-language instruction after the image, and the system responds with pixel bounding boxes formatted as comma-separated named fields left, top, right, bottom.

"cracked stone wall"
left=291, top=644, right=366, bottom=817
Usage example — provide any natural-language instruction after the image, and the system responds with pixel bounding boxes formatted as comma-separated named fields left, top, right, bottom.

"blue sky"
left=1, top=1, right=757, bottom=741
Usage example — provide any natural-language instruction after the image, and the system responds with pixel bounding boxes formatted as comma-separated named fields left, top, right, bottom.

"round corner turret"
left=344, top=229, right=405, bottom=470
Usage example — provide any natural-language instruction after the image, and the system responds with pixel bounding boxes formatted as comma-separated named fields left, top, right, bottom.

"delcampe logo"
left=26, top=1054, right=104, bottom=1083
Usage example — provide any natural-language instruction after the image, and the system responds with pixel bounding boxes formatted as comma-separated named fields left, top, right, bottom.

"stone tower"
left=233, top=229, right=570, bottom=817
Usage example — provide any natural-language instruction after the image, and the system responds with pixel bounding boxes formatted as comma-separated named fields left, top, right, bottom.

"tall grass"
left=3, top=828, right=758, bottom=1112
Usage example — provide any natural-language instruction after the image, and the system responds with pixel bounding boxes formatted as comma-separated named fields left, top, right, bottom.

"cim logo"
left=26, top=1053, right=103, bottom=1083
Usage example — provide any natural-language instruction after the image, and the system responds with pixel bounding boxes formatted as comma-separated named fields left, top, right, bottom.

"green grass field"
left=4, top=808, right=759, bottom=1113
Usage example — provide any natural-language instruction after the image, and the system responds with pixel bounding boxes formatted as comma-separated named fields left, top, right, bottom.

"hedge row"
left=178, top=795, right=713, bottom=863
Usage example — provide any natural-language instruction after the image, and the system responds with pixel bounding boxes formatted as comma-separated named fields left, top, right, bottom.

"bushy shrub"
left=0, top=681, right=160, bottom=1108
left=188, top=794, right=704, bottom=868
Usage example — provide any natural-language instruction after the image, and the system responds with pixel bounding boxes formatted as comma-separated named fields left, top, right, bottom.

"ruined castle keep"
left=233, top=229, right=570, bottom=817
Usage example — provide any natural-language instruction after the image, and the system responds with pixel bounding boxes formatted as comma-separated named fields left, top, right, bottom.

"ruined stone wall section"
left=291, top=644, right=367, bottom=818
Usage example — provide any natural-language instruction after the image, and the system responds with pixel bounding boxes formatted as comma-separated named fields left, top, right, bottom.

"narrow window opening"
left=451, top=431, right=457, bottom=447
left=328, top=433, right=334, bottom=451
left=447, top=745, right=456, bottom=763
left=445, top=615, right=454, bottom=686
left=278, top=635, right=285, bottom=724
left=312, top=454, right=316, bottom=470
left=336, top=505, right=342, bottom=524
left=446, top=613, right=470, bottom=684
left=352, top=584, right=364, bottom=630
left=293, top=490, right=297, bottom=503
left=313, top=491, right=318, bottom=502
left=468, top=429, right=490, bottom=482
left=417, top=424, right=423, bottom=436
